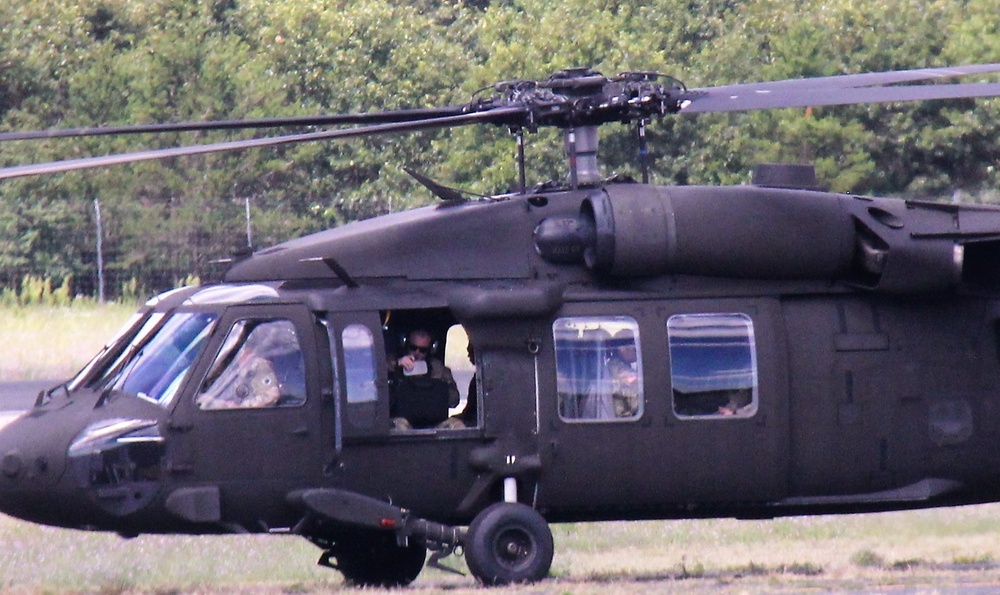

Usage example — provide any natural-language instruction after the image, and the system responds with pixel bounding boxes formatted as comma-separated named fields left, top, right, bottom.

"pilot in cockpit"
left=196, top=320, right=305, bottom=410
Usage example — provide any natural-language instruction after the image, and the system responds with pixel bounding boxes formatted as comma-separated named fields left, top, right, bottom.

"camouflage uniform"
left=606, top=356, right=640, bottom=418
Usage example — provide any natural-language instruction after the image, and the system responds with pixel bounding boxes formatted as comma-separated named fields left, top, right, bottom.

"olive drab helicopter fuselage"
left=4, top=66, right=1000, bottom=586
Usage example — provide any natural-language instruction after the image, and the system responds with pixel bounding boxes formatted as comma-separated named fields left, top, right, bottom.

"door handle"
left=167, top=420, right=192, bottom=433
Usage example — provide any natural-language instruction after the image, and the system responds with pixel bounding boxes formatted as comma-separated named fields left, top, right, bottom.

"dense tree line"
left=1, top=0, right=998, bottom=297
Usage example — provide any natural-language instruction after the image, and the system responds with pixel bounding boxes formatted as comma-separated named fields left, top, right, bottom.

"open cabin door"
left=324, top=311, right=391, bottom=442
left=319, top=309, right=492, bottom=522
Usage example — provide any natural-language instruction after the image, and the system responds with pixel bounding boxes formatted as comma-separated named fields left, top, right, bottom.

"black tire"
left=333, top=531, right=426, bottom=588
left=464, top=502, right=554, bottom=586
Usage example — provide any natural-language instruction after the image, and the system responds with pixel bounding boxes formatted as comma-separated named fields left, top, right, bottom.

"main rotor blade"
left=680, top=82, right=1000, bottom=113
left=680, top=63, right=1000, bottom=113
left=0, top=108, right=523, bottom=181
left=0, top=107, right=468, bottom=142
left=691, top=63, right=1000, bottom=94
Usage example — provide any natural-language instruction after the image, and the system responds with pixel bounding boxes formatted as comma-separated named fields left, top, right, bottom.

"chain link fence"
left=0, top=198, right=256, bottom=304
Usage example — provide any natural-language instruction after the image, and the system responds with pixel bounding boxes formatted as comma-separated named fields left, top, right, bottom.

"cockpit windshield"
left=66, top=309, right=149, bottom=392
left=100, top=311, right=218, bottom=407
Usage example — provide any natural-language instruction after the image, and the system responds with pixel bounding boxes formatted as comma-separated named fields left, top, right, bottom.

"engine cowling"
left=534, top=184, right=964, bottom=294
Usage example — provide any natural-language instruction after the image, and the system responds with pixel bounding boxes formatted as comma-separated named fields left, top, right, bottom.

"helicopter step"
left=289, top=488, right=554, bottom=586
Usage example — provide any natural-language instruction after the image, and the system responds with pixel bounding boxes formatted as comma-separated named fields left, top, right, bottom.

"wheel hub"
left=496, top=527, right=533, bottom=566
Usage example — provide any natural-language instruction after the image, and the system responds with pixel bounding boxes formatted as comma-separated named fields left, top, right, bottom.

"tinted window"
left=667, top=313, right=758, bottom=418
left=68, top=310, right=147, bottom=391
left=553, top=317, right=643, bottom=422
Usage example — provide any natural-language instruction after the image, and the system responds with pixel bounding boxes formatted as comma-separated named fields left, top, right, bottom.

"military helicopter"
left=4, top=63, right=1000, bottom=587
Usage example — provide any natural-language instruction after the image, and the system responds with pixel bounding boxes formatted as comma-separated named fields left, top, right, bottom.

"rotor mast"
left=565, top=126, right=600, bottom=188
left=470, top=68, right=684, bottom=191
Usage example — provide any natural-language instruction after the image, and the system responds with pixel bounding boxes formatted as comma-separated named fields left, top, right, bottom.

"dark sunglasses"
left=407, top=343, right=430, bottom=354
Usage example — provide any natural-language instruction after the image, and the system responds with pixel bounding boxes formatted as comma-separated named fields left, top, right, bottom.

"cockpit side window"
left=667, top=313, right=758, bottom=419
left=196, top=319, right=306, bottom=410
left=554, top=316, right=643, bottom=422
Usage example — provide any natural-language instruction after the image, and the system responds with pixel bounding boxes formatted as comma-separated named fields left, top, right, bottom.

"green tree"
left=2, top=0, right=1000, bottom=297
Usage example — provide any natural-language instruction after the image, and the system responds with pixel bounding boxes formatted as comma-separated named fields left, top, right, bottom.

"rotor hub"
left=468, top=69, right=686, bottom=131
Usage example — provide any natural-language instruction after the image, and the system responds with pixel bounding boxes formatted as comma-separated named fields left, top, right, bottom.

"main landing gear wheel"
left=329, top=531, right=426, bottom=588
left=464, top=502, right=554, bottom=586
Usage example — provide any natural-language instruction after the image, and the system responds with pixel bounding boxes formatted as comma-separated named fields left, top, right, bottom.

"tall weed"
left=0, top=300, right=134, bottom=381
left=1, top=274, right=76, bottom=307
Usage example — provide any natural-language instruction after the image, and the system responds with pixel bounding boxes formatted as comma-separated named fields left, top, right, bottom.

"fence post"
left=94, top=198, right=105, bottom=303
left=245, top=197, right=252, bottom=248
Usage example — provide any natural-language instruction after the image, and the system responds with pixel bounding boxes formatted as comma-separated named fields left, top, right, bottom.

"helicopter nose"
left=1, top=408, right=171, bottom=532
left=0, top=411, right=21, bottom=470
left=0, top=413, right=61, bottom=481
left=0, top=411, right=76, bottom=525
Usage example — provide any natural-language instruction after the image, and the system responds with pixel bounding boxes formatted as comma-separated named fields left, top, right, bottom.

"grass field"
left=0, top=302, right=135, bottom=381
left=5, top=504, right=1000, bottom=593
left=5, top=304, right=1000, bottom=592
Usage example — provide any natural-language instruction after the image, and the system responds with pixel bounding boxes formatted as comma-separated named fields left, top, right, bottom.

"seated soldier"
left=196, top=320, right=304, bottom=410
left=606, top=329, right=641, bottom=418
left=389, top=329, right=460, bottom=429
left=197, top=342, right=280, bottom=409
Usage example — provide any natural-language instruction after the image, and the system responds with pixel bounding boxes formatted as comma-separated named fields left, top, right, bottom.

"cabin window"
left=342, top=324, right=378, bottom=404
left=196, top=319, right=306, bottom=410
left=667, top=313, right=758, bottom=418
left=553, top=317, right=643, bottom=422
